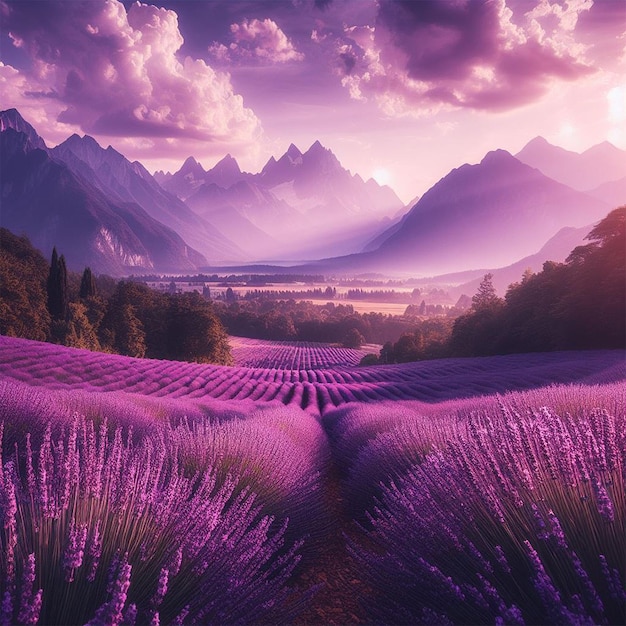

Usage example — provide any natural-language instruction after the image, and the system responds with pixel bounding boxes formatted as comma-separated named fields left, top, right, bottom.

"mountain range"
left=296, top=146, right=613, bottom=277
left=1, top=115, right=207, bottom=275
left=51, top=134, right=243, bottom=264
left=0, top=108, right=623, bottom=279
left=157, top=140, right=404, bottom=260
left=516, top=136, right=626, bottom=193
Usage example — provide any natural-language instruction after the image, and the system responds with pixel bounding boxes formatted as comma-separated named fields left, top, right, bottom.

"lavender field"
left=0, top=334, right=624, bottom=625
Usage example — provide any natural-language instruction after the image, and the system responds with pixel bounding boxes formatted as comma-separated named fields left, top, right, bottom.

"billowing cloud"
left=2, top=0, right=261, bottom=143
left=210, top=18, right=304, bottom=64
left=335, top=0, right=601, bottom=115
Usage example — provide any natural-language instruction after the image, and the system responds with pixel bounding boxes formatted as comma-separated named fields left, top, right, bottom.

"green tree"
left=558, top=206, right=625, bottom=348
left=450, top=273, right=505, bottom=356
left=343, top=327, right=365, bottom=349
left=47, top=248, right=69, bottom=323
left=79, top=267, right=97, bottom=299
left=166, top=293, right=231, bottom=364
left=65, top=302, right=101, bottom=351
left=472, top=273, right=502, bottom=312
left=394, top=332, right=423, bottom=362
left=0, top=228, right=51, bottom=341
left=115, top=304, right=146, bottom=358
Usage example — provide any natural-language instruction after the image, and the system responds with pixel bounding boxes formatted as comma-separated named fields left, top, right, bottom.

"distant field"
left=229, top=336, right=380, bottom=369
left=338, top=300, right=410, bottom=315
left=0, top=336, right=623, bottom=410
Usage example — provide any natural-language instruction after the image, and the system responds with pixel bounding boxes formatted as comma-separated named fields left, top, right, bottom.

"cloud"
left=335, top=0, right=599, bottom=115
left=2, top=0, right=261, bottom=143
left=209, top=18, right=304, bottom=64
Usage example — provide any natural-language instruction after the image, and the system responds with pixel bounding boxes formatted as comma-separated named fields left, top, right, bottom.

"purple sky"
left=1, top=0, right=624, bottom=202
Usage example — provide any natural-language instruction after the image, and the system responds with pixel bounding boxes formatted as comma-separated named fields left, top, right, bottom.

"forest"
left=371, top=207, right=625, bottom=363
left=0, top=229, right=231, bottom=365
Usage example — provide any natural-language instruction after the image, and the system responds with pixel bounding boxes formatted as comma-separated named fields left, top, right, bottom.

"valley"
left=1, top=1, right=625, bottom=621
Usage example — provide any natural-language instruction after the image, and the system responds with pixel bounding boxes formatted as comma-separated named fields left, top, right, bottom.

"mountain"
left=450, top=223, right=592, bottom=299
left=52, top=135, right=244, bottom=263
left=586, top=177, right=626, bottom=207
left=0, top=110, right=206, bottom=276
left=293, top=150, right=610, bottom=277
left=161, top=141, right=404, bottom=260
left=0, top=108, right=47, bottom=151
left=516, top=136, right=626, bottom=192
left=367, top=150, right=610, bottom=274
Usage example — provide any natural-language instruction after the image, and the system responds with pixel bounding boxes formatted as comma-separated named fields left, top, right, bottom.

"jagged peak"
left=0, top=107, right=47, bottom=150
left=215, top=153, right=240, bottom=168
left=286, top=143, right=302, bottom=158
left=307, top=139, right=325, bottom=153
left=178, top=155, right=205, bottom=176
left=480, top=149, right=517, bottom=166
left=183, top=155, right=199, bottom=166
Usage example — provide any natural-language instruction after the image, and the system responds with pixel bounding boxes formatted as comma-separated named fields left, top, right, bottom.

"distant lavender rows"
left=0, top=336, right=624, bottom=411
left=229, top=336, right=374, bottom=369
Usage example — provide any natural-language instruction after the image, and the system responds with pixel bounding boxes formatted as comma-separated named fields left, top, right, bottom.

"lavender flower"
left=63, top=521, right=88, bottom=581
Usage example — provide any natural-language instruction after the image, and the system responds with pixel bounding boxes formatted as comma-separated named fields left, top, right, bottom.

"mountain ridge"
left=516, top=136, right=626, bottom=192
left=51, top=132, right=245, bottom=263
left=162, top=140, right=405, bottom=260
left=0, top=110, right=208, bottom=275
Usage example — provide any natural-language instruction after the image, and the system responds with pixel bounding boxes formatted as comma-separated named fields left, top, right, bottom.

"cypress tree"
left=79, top=267, right=97, bottom=299
left=58, top=254, right=68, bottom=319
left=46, top=248, right=68, bottom=320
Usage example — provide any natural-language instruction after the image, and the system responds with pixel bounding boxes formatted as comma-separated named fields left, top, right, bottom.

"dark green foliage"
left=1, top=227, right=231, bottom=365
left=450, top=207, right=625, bottom=356
left=471, top=272, right=502, bottom=312
left=343, top=328, right=365, bottom=349
left=79, top=267, right=97, bottom=299
left=218, top=300, right=423, bottom=345
left=65, top=301, right=101, bottom=351
left=371, top=318, right=454, bottom=364
left=100, top=281, right=231, bottom=364
left=166, top=292, right=232, bottom=364
left=359, top=353, right=380, bottom=366
left=0, top=228, right=51, bottom=341
left=46, top=247, right=69, bottom=322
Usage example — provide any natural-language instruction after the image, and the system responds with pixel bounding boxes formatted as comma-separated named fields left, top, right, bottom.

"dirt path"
left=292, top=457, right=372, bottom=625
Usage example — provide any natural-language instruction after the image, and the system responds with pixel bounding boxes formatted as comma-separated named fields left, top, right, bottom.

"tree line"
left=2, top=206, right=622, bottom=364
left=214, top=298, right=457, bottom=349
left=369, top=207, right=625, bottom=364
left=0, top=229, right=231, bottom=365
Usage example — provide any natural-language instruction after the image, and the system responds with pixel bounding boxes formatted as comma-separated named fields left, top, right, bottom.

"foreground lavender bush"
left=0, top=415, right=307, bottom=625
left=349, top=396, right=625, bottom=625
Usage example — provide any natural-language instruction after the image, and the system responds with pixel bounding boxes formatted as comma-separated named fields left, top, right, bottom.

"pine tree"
left=471, top=273, right=501, bottom=312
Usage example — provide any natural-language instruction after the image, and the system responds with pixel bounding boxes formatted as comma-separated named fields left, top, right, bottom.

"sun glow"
left=372, top=167, right=391, bottom=186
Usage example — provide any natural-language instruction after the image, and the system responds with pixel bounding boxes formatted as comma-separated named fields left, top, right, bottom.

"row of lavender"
left=325, top=385, right=625, bottom=624
left=1, top=335, right=625, bottom=624
left=1, top=336, right=624, bottom=409
left=0, top=377, right=330, bottom=624
left=229, top=336, right=374, bottom=369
